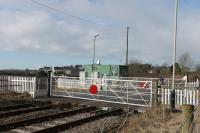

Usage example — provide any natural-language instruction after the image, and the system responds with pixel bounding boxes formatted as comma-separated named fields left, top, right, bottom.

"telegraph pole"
left=171, top=0, right=179, bottom=111
left=92, top=34, right=100, bottom=78
left=126, top=26, right=129, bottom=65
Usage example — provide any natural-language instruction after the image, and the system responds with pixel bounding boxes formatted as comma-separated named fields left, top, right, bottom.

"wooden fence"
left=158, top=88, right=199, bottom=106
left=0, top=75, right=36, bottom=98
left=157, top=80, right=199, bottom=106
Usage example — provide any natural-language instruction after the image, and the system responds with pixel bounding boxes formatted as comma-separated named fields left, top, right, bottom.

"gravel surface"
left=7, top=112, right=94, bottom=133
left=12, top=112, right=94, bottom=132
left=0, top=108, right=62, bottom=124
left=9, top=114, right=122, bottom=133
left=65, top=116, right=122, bottom=133
left=7, top=112, right=122, bottom=133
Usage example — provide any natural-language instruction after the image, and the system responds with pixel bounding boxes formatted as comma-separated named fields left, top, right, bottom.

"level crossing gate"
left=51, top=76, right=153, bottom=107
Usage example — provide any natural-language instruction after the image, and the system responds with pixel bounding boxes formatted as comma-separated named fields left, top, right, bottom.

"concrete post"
left=182, top=104, right=194, bottom=133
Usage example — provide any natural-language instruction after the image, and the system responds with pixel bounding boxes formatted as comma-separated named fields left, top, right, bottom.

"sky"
left=0, top=0, right=200, bottom=69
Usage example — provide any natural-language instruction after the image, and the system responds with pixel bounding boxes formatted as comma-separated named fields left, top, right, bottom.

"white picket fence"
left=158, top=80, right=199, bottom=106
left=0, top=75, right=36, bottom=98
left=186, top=81, right=199, bottom=88
left=158, top=88, right=199, bottom=106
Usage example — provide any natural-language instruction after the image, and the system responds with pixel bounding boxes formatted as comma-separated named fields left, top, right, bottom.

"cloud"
left=0, top=0, right=200, bottom=66
left=0, top=9, right=99, bottom=55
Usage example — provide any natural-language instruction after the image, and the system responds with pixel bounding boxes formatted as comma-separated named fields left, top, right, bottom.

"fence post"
left=182, top=104, right=194, bottom=133
left=33, top=77, right=36, bottom=98
left=153, top=80, right=159, bottom=107
left=170, top=89, right=176, bottom=111
left=48, top=71, right=52, bottom=97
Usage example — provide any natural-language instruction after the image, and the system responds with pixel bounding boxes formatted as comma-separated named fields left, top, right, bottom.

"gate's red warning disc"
left=89, top=85, right=98, bottom=94
left=140, top=82, right=147, bottom=89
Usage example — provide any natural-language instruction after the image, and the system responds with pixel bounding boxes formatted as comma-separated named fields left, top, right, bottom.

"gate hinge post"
left=48, top=71, right=52, bottom=97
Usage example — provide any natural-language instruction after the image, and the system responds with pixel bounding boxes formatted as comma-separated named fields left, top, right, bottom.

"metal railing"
left=52, top=76, right=153, bottom=107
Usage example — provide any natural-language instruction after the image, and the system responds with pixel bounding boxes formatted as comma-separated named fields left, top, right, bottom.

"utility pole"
left=92, top=34, right=100, bottom=78
left=171, top=0, right=179, bottom=111
left=126, top=26, right=129, bottom=65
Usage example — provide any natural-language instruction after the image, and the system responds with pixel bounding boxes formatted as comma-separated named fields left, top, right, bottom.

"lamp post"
left=92, top=34, right=100, bottom=78
left=171, top=0, right=179, bottom=111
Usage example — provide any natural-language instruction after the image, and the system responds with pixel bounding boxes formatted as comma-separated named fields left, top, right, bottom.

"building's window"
left=120, top=66, right=128, bottom=77
left=92, top=65, right=97, bottom=71
left=65, top=70, right=71, bottom=75
left=98, top=72, right=101, bottom=78
left=112, top=66, right=118, bottom=76
left=85, top=72, right=88, bottom=78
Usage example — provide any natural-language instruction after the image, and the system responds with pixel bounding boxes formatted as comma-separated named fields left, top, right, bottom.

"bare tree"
left=195, top=64, right=200, bottom=73
left=129, top=58, right=142, bottom=65
left=128, top=58, right=153, bottom=77
left=178, top=53, right=193, bottom=73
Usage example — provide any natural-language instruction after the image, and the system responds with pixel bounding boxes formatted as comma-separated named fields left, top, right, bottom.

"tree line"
left=128, top=52, right=200, bottom=80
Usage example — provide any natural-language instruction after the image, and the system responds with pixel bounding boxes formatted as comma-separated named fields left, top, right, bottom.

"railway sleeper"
left=32, top=109, right=123, bottom=133
left=0, top=106, right=97, bottom=132
left=0, top=100, right=51, bottom=111
left=0, top=103, right=72, bottom=118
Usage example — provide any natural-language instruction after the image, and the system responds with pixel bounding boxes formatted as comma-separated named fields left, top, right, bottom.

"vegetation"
left=0, top=92, right=33, bottom=106
left=128, top=52, right=200, bottom=80
left=120, top=106, right=182, bottom=133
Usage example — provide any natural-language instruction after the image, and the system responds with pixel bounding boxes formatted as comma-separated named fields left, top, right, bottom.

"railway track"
left=0, top=102, right=71, bottom=118
left=0, top=100, right=51, bottom=111
left=32, top=109, right=122, bottom=133
left=0, top=99, right=124, bottom=133
left=0, top=106, right=97, bottom=132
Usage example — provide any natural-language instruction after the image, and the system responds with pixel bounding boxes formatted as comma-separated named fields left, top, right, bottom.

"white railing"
left=158, top=88, right=199, bottom=106
left=158, top=78, right=199, bottom=106
left=0, top=75, right=36, bottom=98
left=51, top=76, right=200, bottom=107
left=52, top=76, right=153, bottom=107
left=159, top=78, right=187, bottom=87
left=159, top=78, right=200, bottom=88
left=186, top=80, right=199, bottom=88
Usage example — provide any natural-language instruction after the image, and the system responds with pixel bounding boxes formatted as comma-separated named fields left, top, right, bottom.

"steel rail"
left=0, top=103, right=71, bottom=118
left=32, top=109, right=123, bottom=133
left=0, top=100, right=51, bottom=111
left=0, top=106, right=97, bottom=132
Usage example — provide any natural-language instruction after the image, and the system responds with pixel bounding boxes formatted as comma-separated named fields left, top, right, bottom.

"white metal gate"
left=52, top=76, right=153, bottom=107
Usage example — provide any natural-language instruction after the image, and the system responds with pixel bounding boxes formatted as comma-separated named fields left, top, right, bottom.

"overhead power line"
left=30, top=0, right=97, bottom=24
left=29, top=0, right=127, bottom=28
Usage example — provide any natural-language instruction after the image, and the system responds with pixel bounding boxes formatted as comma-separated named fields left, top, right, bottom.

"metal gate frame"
left=51, top=76, right=153, bottom=107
